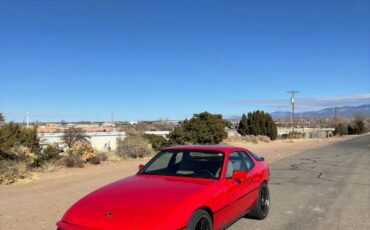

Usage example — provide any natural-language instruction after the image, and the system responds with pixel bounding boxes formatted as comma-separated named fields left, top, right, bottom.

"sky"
left=0, top=0, right=369, bottom=122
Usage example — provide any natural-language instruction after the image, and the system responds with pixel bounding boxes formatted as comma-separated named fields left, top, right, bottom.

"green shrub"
left=35, top=145, right=60, bottom=166
left=168, top=112, right=230, bottom=145
left=237, top=111, right=277, bottom=140
left=237, top=114, right=248, bottom=136
left=143, top=134, right=169, bottom=151
left=0, top=123, right=40, bottom=160
left=334, top=123, right=348, bottom=136
left=354, top=120, right=366, bottom=134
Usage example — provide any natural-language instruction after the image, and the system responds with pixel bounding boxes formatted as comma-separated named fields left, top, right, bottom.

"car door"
left=239, top=151, right=260, bottom=211
left=224, top=152, right=254, bottom=220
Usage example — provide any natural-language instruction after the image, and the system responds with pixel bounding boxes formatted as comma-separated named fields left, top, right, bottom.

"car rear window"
left=248, top=151, right=264, bottom=161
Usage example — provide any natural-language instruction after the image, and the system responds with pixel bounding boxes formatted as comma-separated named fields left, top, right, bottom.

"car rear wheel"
left=186, top=209, right=213, bottom=230
left=247, top=182, right=270, bottom=219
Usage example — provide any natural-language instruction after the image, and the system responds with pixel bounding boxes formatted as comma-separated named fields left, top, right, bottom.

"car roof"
left=163, top=145, right=245, bottom=153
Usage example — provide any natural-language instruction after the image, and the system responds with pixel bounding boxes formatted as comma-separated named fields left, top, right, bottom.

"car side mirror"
left=231, top=170, right=248, bottom=183
left=138, top=164, right=144, bottom=171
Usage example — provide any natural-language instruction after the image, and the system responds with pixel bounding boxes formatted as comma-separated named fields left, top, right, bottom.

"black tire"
left=186, top=209, right=213, bottom=230
left=247, top=182, right=270, bottom=219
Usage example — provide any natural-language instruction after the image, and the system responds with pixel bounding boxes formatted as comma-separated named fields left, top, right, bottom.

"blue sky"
left=0, top=0, right=369, bottom=122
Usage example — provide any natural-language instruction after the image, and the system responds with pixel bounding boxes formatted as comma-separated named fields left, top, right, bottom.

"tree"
left=168, top=112, right=230, bottom=145
left=62, top=127, right=88, bottom=148
left=0, top=112, right=5, bottom=125
left=60, top=120, right=67, bottom=127
left=244, top=111, right=277, bottom=140
left=237, top=113, right=248, bottom=136
left=334, top=123, right=348, bottom=136
left=353, top=112, right=367, bottom=134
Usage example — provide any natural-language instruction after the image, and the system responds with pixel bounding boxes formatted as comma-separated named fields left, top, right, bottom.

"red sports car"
left=57, top=145, right=270, bottom=230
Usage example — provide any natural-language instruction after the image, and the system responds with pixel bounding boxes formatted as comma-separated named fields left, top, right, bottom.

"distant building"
left=144, top=131, right=170, bottom=138
left=277, top=127, right=334, bottom=138
left=38, top=131, right=126, bottom=151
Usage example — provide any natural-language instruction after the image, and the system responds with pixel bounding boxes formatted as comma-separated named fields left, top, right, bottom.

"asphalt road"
left=229, top=135, right=370, bottom=230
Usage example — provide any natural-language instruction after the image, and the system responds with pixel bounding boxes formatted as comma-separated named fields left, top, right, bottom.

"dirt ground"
left=0, top=136, right=356, bottom=230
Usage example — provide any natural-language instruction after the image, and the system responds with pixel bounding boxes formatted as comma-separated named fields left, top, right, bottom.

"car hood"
left=62, top=174, right=216, bottom=229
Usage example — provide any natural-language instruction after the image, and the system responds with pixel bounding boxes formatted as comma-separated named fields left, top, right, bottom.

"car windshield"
left=139, top=150, right=224, bottom=179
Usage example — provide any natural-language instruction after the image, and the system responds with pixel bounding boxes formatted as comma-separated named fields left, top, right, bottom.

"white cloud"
left=227, top=93, right=370, bottom=112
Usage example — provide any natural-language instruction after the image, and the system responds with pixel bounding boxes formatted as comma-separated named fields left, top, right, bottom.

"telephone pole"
left=287, top=90, right=298, bottom=133
left=111, top=111, right=115, bottom=131
left=26, top=112, right=30, bottom=128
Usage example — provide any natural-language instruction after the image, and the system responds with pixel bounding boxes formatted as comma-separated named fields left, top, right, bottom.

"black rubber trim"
left=236, top=186, right=259, bottom=201
left=214, top=186, right=259, bottom=215
left=214, top=204, right=230, bottom=214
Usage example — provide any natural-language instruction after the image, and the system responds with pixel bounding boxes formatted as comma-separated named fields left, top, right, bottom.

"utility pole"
left=287, top=90, right=298, bottom=133
left=111, top=111, right=115, bottom=131
left=26, top=112, right=30, bottom=128
left=334, top=106, right=338, bottom=125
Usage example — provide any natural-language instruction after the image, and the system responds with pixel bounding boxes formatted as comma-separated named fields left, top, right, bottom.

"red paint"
left=57, top=145, right=270, bottom=230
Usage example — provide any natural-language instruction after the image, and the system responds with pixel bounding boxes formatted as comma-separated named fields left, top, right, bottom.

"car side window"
left=226, top=152, right=247, bottom=178
left=240, top=151, right=255, bottom=171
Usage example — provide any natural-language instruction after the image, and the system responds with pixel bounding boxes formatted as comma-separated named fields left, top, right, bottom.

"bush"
left=35, top=145, right=60, bottom=166
left=257, top=135, right=271, bottom=143
left=288, top=131, right=305, bottom=139
left=168, top=112, right=230, bottom=145
left=64, top=156, right=84, bottom=168
left=96, top=153, right=108, bottom=161
left=0, top=123, right=40, bottom=160
left=240, top=135, right=259, bottom=143
left=0, top=160, right=29, bottom=185
left=68, top=141, right=96, bottom=162
left=227, top=135, right=259, bottom=144
left=8, top=145, right=37, bottom=165
left=237, top=111, right=277, bottom=140
left=353, top=112, right=367, bottom=134
left=87, top=156, right=101, bottom=165
left=354, top=120, right=366, bottom=134
left=116, top=135, right=154, bottom=158
left=334, top=123, right=348, bottom=136
left=143, top=134, right=169, bottom=151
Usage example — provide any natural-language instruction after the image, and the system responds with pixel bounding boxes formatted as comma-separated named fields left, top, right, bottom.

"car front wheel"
left=186, top=209, right=213, bottom=230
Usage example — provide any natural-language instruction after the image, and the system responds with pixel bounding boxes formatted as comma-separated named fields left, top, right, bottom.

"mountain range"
left=270, top=104, right=370, bottom=119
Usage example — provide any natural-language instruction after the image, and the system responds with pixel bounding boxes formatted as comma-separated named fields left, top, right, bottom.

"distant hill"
left=271, top=104, right=370, bottom=119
